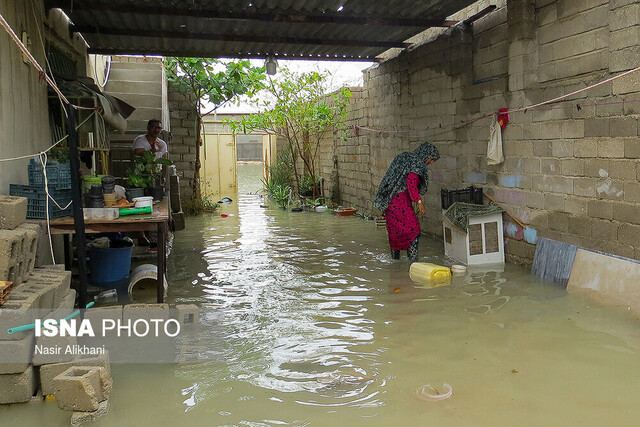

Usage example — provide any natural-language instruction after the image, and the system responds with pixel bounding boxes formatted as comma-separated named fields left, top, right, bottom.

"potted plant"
left=125, top=169, right=149, bottom=200
left=130, top=151, right=173, bottom=201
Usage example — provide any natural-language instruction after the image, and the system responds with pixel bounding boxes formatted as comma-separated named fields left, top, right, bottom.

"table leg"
left=157, top=222, right=166, bottom=303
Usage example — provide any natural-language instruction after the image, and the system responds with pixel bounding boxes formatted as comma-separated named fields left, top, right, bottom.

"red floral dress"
left=385, top=173, right=422, bottom=250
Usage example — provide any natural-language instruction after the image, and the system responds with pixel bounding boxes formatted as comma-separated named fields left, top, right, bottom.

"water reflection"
left=4, top=163, right=640, bottom=426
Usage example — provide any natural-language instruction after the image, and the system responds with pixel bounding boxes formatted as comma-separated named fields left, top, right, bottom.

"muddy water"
left=3, top=163, right=640, bottom=425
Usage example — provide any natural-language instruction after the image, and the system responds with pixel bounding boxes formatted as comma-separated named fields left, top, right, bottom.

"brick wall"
left=167, top=83, right=198, bottom=200
left=314, top=0, right=640, bottom=267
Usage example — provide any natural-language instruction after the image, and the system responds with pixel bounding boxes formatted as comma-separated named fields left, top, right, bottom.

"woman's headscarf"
left=373, top=142, right=440, bottom=212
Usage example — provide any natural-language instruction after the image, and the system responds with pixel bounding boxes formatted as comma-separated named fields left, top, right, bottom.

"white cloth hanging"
left=487, top=115, right=504, bottom=165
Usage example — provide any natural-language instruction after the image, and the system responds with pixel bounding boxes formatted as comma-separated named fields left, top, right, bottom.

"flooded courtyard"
left=3, top=163, right=640, bottom=425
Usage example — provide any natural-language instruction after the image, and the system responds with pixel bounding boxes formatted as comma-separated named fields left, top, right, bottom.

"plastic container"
left=133, top=196, right=153, bottom=208
left=409, top=262, right=451, bottom=283
left=126, top=187, right=145, bottom=201
left=441, top=186, right=483, bottom=210
left=90, top=241, right=133, bottom=285
left=28, top=159, right=71, bottom=190
left=9, top=184, right=72, bottom=218
left=83, top=175, right=106, bottom=193
left=128, top=264, right=168, bottom=303
left=83, top=208, right=119, bottom=220
left=315, top=206, right=327, bottom=212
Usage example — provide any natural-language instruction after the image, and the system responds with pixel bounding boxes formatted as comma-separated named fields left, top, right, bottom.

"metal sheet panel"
left=50, top=0, right=480, bottom=60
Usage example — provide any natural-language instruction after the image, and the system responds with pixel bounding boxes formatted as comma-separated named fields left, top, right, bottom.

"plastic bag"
left=487, top=115, right=504, bottom=165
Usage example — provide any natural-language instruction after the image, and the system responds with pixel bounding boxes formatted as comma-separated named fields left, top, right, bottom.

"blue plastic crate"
left=28, top=159, right=72, bottom=190
left=9, top=184, right=72, bottom=219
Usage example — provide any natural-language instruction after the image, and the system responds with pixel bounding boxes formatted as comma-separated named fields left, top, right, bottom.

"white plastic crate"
left=442, top=211, right=504, bottom=265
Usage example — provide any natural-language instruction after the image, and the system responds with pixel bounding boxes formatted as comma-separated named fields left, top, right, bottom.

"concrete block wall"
left=316, top=0, right=640, bottom=267
left=167, top=83, right=198, bottom=200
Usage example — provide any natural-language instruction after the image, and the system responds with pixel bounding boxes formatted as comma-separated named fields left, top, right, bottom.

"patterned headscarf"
left=373, top=142, right=440, bottom=212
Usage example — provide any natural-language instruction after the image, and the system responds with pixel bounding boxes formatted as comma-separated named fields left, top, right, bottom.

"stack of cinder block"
left=169, top=174, right=185, bottom=230
left=0, top=195, right=112, bottom=414
left=0, top=196, right=39, bottom=286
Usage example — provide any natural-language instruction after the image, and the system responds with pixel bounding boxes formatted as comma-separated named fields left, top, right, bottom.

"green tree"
left=228, top=68, right=351, bottom=198
left=165, top=57, right=266, bottom=201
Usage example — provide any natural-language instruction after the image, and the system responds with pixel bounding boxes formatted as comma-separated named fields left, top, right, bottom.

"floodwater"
left=3, top=163, right=640, bottom=425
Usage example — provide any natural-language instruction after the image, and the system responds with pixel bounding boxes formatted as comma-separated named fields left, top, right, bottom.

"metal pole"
left=64, top=104, right=89, bottom=308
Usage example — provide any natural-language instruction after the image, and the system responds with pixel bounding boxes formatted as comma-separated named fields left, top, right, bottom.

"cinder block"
left=22, top=221, right=47, bottom=268
left=0, top=228, right=27, bottom=283
left=39, top=351, right=110, bottom=396
left=0, top=196, right=27, bottom=230
left=0, top=300, right=36, bottom=341
left=71, top=400, right=110, bottom=426
left=33, top=333, right=77, bottom=366
left=38, top=264, right=66, bottom=271
left=174, top=304, right=199, bottom=328
left=53, top=366, right=112, bottom=412
left=12, top=281, right=56, bottom=311
left=122, top=303, right=169, bottom=323
left=44, top=290, right=77, bottom=327
left=57, top=288, right=76, bottom=311
left=83, top=306, right=122, bottom=337
left=17, top=223, right=39, bottom=278
left=172, top=211, right=185, bottom=230
left=0, top=332, right=35, bottom=374
left=0, top=365, right=37, bottom=404
left=29, top=269, right=71, bottom=307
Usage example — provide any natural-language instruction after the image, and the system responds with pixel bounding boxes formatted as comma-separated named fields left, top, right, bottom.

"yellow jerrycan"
left=409, top=262, right=451, bottom=283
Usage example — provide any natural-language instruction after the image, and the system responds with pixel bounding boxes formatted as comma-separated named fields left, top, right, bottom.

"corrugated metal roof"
left=47, top=0, right=480, bottom=61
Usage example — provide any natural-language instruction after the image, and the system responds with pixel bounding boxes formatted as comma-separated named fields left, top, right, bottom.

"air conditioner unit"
left=443, top=211, right=504, bottom=265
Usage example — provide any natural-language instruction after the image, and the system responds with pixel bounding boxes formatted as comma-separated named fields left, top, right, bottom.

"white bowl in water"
left=451, top=264, right=467, bottom=274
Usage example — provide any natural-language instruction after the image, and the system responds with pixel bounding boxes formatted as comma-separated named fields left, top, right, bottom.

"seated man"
left=132, top=119, right=168, bottom=250
left=133, top=119, right=168, bottom=159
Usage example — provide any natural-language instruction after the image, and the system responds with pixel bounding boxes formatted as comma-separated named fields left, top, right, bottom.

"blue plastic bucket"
left=90, top=243, right=133, bottom=285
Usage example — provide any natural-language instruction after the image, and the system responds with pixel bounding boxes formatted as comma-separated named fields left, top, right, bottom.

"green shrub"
left=183, top=194, right=220, bottom=215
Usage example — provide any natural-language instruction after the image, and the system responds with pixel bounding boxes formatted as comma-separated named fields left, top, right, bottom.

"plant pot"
left=335, top=207, right=357, bottom=216
left=145, top=185, right=164, bottom=201
left=126, top=187, right=145, bottom=201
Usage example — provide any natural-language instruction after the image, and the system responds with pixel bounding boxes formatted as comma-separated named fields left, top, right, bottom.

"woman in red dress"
left=373, top=142, right=440, bottom=260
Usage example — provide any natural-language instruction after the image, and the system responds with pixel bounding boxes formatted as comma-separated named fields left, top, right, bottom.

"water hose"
left=6, top=301, right=95, bottom=335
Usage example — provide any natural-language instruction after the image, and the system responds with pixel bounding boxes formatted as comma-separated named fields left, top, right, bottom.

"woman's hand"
left=418, top=202, right=426, bottom=217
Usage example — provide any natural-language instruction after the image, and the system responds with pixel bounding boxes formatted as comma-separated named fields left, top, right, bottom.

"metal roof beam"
left=72, top=26, right=411, bottom=49
left=49, top=1, right=458, bottom=28
left=86, top=47, right=376, bottom=61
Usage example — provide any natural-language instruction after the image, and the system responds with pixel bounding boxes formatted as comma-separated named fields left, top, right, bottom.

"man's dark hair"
left=147, top=119, right=161, bottom=127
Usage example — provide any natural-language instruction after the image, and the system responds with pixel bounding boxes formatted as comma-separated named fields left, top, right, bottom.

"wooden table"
left=48, top=200, right=169, bottom=302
